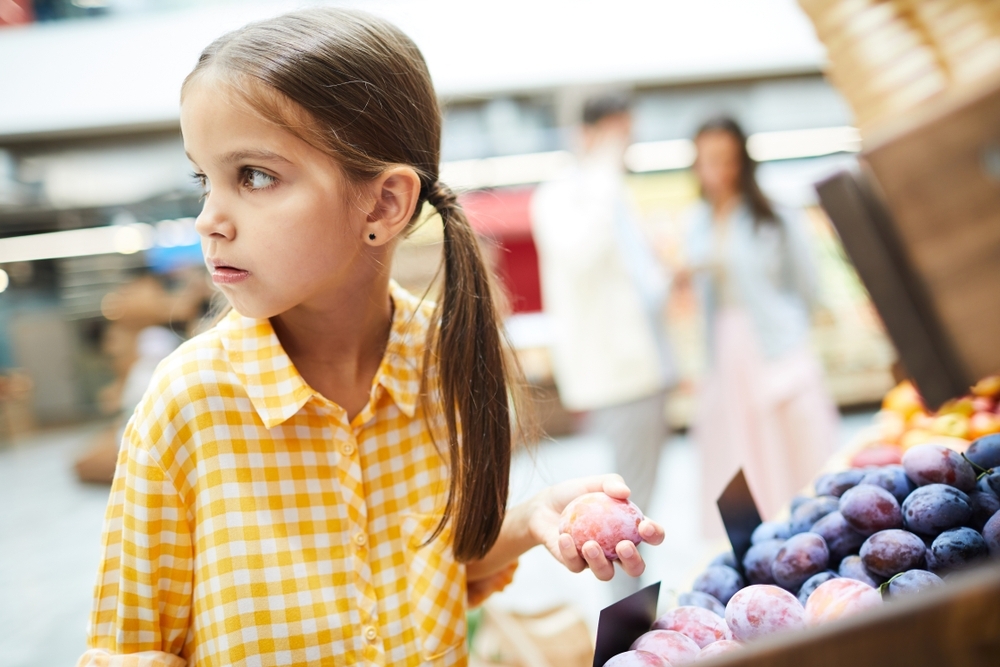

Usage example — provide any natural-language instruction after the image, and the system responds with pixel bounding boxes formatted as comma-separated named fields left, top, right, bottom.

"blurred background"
left=0, top=1, right=900, bottom=665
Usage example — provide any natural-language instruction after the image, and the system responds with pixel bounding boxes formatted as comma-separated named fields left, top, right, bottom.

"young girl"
left=79, top=8, right=663, bottom=667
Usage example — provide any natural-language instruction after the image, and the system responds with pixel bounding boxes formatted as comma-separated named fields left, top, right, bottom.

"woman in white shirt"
left=685, top=117, right=839, bottom=535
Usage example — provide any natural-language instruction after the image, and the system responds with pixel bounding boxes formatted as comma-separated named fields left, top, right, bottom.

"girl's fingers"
left=616, top=541, right=645, bottom=578
left=600, top=474, right=631, bottom=501
left=638, top=519, right=665, bottom=546
left=558, top=534, right=588, bottom=573
left=581, top=541, right=615, bottom=581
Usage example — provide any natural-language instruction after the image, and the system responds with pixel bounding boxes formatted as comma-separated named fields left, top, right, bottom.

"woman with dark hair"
left=685, top=117, right=839, bottom=536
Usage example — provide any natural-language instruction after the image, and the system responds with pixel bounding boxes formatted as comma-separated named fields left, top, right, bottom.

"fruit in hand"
left=902, top=444, right=976, bottom=492
left=771, top=532, right=830, bottom=591
left=724, top=585, right=807, bottom=642
left=692, top=565, right=744, bottom=605
left=558, top=492, right=643, bottom=560
left=652, top=606, right=732, bottom=648
left=860, top=529, right=926, bottom=578
left=630, top=630, right=700, bottom=665
left=839, top=484, right=903, bottom=535
left=804, top=578, right=881, bottom=624
left=902, top=484, right=972, bottom=536
left=677, top=591, right=725, bottom=617
left=603, top=650, right=669, bottom=667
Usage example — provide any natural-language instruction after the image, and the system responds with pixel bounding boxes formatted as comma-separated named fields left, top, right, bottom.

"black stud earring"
left=369, top=233, right=376, bottom=241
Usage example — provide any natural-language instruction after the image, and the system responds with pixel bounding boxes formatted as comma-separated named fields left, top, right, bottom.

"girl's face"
left=694, top=130, right=743, bottom=204
left=181, top=76, right=373, bottom=319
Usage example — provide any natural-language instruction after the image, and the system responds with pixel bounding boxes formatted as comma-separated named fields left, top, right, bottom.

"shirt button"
left=341, top=442, right=355, bottom=456
left=364, top=625, right=378, bottom=642
left=354, top=532, right=367, bottom=547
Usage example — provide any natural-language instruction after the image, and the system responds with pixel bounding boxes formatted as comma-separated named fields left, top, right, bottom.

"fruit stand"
left=592, top=1, right=1000, bottom=663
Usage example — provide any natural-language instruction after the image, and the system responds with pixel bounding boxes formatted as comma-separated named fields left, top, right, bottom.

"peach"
left=603, top=650, right=670, bottom=667
left=695, top=640, right=742, bottom=660
left=804, top=578, right=882, bottom=624
left=724, top=585, right=807, bottom=643
left=630, top=630, right=700, bottom=665
left=652, top=606, right=732, bottom=648
left=969, top=412, right=1000, bottom=440
left=559, top=492, right=643, bottom=560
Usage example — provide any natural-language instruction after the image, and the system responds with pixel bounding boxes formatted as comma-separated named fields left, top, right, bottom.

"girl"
left=684, top=117, right=839, bottom=535
left=79, top=8, right=663, bottom=667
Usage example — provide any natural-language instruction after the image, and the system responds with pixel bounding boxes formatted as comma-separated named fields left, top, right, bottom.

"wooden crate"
left=817, top=71, right=1000, bottom=408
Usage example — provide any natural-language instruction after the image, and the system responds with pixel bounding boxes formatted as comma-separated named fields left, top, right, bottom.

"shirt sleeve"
left=79, top=419, right=194, bottom=667
left=780, top=207, right=820, bottom=312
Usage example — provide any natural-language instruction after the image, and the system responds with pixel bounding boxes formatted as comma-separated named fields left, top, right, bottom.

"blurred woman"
left=685, top=117, right=839, bottom=535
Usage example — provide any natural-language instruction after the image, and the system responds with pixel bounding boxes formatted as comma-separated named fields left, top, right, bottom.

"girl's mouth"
left=211, top=264, right=251, bottom=285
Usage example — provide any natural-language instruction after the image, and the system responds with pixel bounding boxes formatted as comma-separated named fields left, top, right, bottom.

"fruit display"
left=558, top=492, right=644, bottom=560
left=600, top=377, right=1000, bottom=666
left=851, top=377, right=1000, bottom=467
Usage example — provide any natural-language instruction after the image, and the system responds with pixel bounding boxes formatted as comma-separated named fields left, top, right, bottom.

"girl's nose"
left=194, top=193, right=236, bottom=241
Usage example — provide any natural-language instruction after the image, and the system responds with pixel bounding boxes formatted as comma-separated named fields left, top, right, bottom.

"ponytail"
left=423, top=181, right=513, bottom=563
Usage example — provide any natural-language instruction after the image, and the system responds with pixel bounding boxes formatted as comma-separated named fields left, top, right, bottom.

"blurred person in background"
left=684, top=116, right=838, bottom=535
left=531, top=94, right=675, bottom=596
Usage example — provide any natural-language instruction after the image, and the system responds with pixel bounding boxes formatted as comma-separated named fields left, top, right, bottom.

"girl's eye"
left=242, top=168, right=276, bottom=191
left=191, top=172, right=210, bottom=199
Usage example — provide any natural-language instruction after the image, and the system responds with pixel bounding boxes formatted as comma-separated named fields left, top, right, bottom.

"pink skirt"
left=693, top=308, right=840, bottom=539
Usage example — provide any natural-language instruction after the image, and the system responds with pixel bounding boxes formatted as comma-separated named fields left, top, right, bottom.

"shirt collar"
left=219, top=281, right=429, bottom=429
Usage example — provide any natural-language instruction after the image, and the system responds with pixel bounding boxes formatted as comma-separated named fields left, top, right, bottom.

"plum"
left=709, top=551, right=738, bottom=569
left=838, top=555, right=884, bottom=587
left=790, top=495, right=812, bottom=514
left=559, top=492, right=643, bottom=560
left=811, top=511, right=866, bottom=565
left=839, top=484, right=903, bottom=535
left=902, top=484, right=972, bottom=536
left=965, top=433, right=1000, bottom=470
left=692, top=565, right=744, bottom=605
left=796, top=570, right=838, bottom=606
left=804, top=578, right=881, bottom=624
left=695, top=640, right=741, bottom=660
left=630, top=630, right=700, bottom=665
left=742, top=539, right=784, bottom=586
left=979, top=470, right=1000, bottom=497
left=859, top=465, right=915, bottom=504
left=652, top=606, right=732, bottom=648
left=929, top=527, right=988, bottom=573
left=789, top=496, right=840, bottom=535
left=724, top=585, right=807, bottom=643
left=751, top=521, right=790, bottom=545
left=815, top=469, right=866, bottom=497
left=969, top=490, right=1000, bottom=531
left=603, top=650, right=669, bottom=667
left=902, top=444, right=976, bottom=492
left=771, top=532, right=829, bottom=591
left=860, top=529, right=926, bottom=578
left=677, top=591, right=726, bottom=617
left=982, top=510, right=1000, bottom=557
left=885, top=569, right=944, bottom=598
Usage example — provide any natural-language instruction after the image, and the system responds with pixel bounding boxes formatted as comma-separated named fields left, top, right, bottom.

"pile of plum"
left=604, top=434, right=1000, bottom=666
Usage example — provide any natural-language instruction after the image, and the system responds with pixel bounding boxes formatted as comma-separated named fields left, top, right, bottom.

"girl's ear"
left=363, top=166, right=422, bottom=246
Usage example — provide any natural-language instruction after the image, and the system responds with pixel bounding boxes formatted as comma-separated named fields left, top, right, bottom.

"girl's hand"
left=528, top=474, right=665, bottom=582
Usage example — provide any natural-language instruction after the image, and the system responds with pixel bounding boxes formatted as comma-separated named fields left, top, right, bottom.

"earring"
left=368, top=233, right=376, bottom=241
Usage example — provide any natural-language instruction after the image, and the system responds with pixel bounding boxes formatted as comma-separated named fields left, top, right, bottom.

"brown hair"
left=183, top=8, right=515, bottom=562
left=695, top=116, right=777, bottom=227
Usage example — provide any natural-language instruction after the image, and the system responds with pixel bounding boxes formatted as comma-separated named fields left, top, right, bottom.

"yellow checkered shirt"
left=79, top=282, right=469, bottom=667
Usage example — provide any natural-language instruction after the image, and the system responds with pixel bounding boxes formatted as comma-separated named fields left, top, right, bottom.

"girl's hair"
left=183, top=8, right=515, bottom=562
left=694, top=116, right=777, bottom=226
